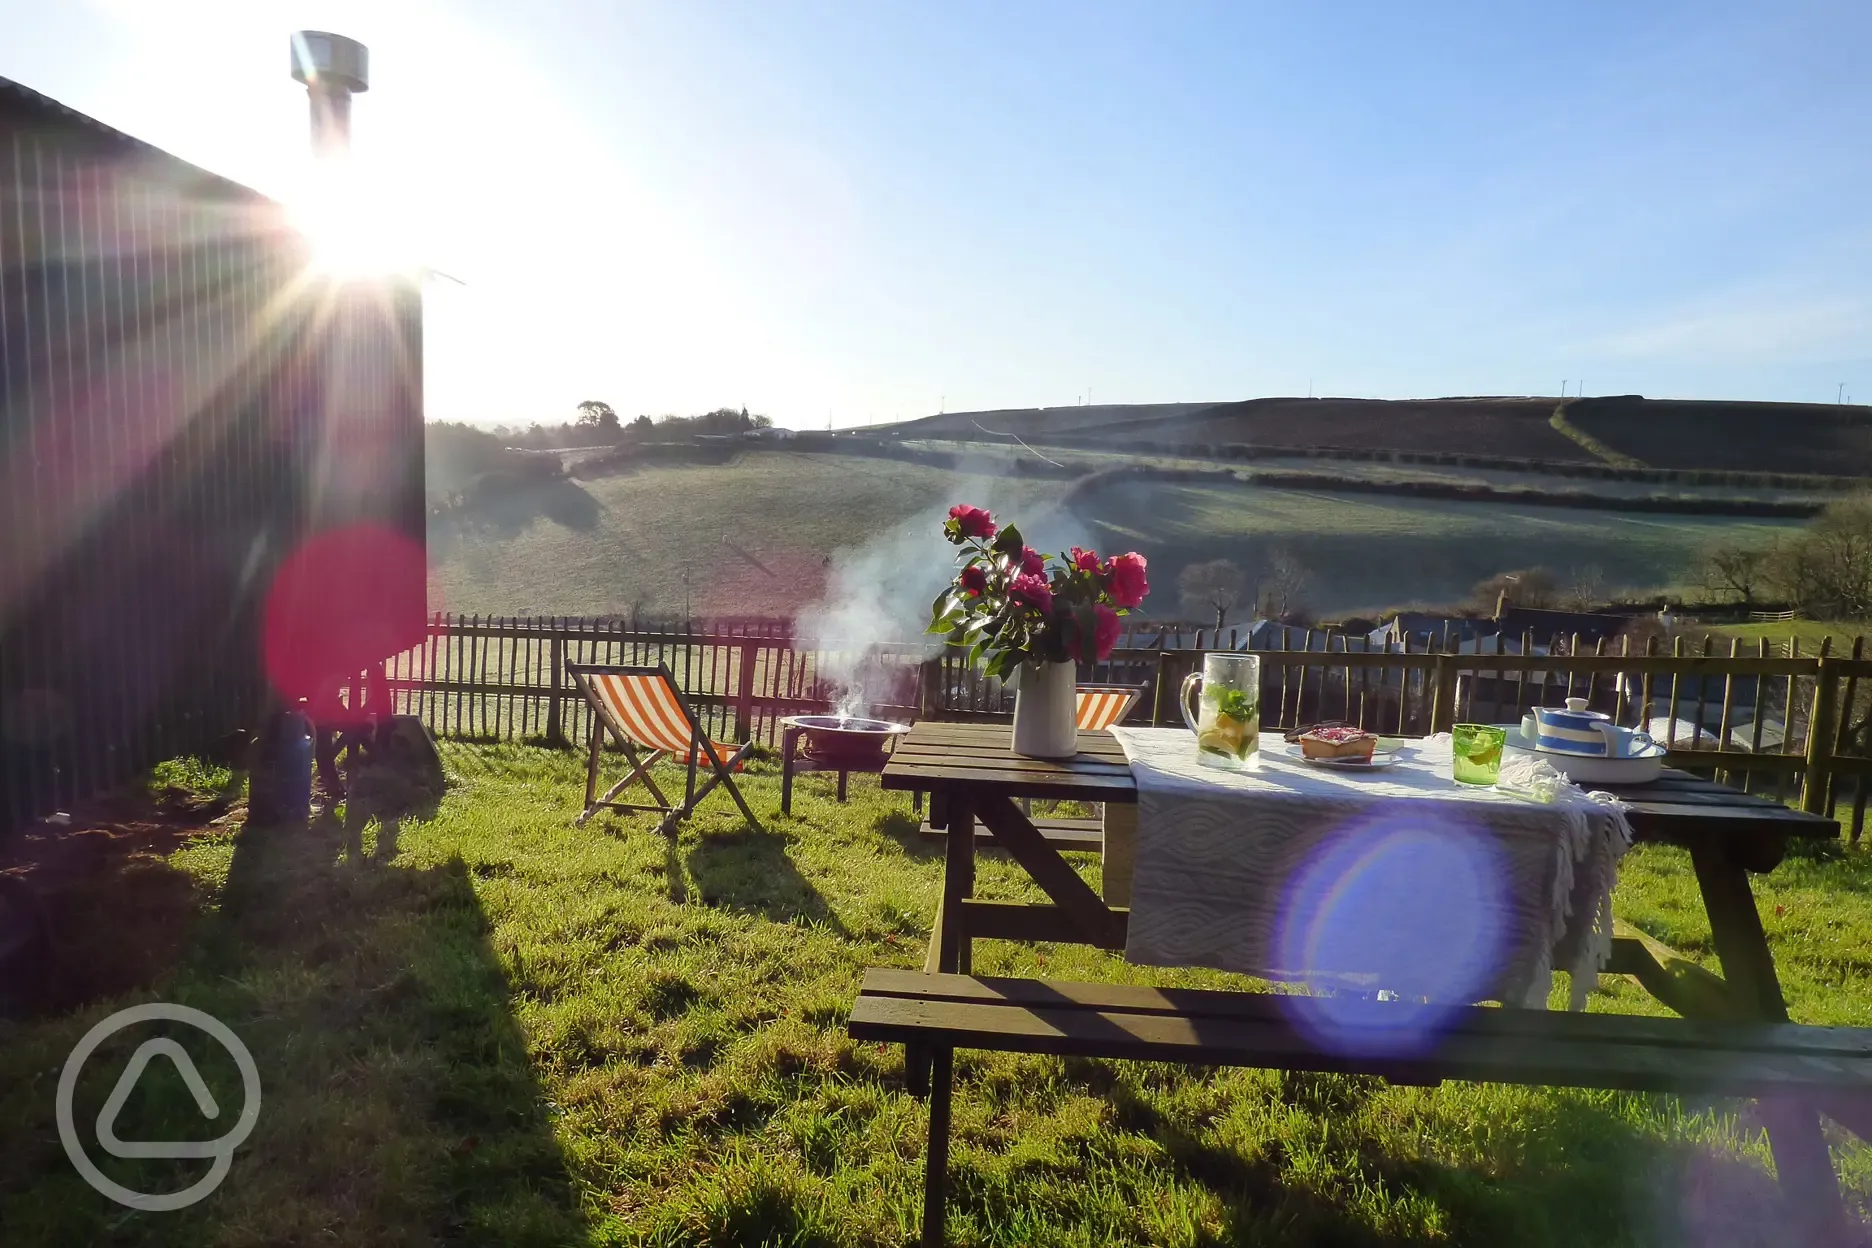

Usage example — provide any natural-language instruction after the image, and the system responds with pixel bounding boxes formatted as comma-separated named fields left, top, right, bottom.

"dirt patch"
left=0, top=788, right=234, bottom=1012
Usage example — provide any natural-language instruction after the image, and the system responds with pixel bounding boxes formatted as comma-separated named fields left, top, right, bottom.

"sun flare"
left=288, top=174, right=417, bottom=279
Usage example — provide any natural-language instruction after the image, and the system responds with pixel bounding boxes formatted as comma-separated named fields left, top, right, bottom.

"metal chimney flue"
left=290, top=31, right=369, bottom=160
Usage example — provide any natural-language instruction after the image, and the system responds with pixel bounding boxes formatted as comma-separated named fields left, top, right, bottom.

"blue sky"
left=4, top=1, right=1868, bottom=427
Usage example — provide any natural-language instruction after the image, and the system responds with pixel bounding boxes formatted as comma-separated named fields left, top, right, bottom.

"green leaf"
left=1208, top=686, right=1259, bottom=723
left=993, top=523, right=1023, bottom=554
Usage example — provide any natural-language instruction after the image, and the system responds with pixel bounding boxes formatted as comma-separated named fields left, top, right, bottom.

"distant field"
left=897, top=397, right=1587, bottom=461
left=1565, top=397, right=1872, bottom=475
left=428, top=451, right=1795, bottom=622
left=1156, top=396, right=1586, bottom=460
left=887, top=395, right=1872, bottom=477
left=901, top=438, right=1841, bottom=504
left=1074, top=475, right=1791, bottom=616
left=428, top=453, right=1068, bottom=620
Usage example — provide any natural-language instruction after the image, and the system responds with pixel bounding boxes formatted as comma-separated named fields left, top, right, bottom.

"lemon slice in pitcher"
left=1198, top=728, right=1240, bottom=756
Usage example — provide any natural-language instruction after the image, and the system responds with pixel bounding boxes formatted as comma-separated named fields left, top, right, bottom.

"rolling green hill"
left=884, top=395, right=1872, bottom=477
left=428, top=451, right=1795, bottom=622
left=1561, top=396, right=1872, bottom=474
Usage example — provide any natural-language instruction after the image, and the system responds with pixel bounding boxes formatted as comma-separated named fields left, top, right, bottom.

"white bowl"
left=1500, top=724, right=1666, bottom=785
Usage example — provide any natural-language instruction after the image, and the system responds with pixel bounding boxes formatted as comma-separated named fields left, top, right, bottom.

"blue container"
left=254, top=709, right=312, bottom=826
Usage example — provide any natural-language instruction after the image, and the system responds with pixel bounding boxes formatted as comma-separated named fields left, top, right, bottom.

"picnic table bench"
left=859, top=720, right=1866, bottom=1247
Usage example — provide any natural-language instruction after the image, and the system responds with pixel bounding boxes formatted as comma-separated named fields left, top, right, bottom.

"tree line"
left=498, top=401, right=773, bottom=450
left=425, top=404, right=777, bottom=505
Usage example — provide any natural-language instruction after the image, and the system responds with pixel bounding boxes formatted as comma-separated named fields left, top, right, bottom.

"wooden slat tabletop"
left=1599, top=769, right=1837, bottom=841
left=882, top=721, right=1136, bottom=800
left=884, top=722, right=1840, bottom=841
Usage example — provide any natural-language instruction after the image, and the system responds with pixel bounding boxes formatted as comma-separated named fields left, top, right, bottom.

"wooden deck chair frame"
left=567, top=662, right=763, bottom=836
left=1075, top=684, right=1146, bottom=732
left=1007, top=685, right=1149, bottom=821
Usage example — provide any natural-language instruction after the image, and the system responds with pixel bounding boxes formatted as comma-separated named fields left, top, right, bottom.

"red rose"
left=959, top=563, right=988, bottom=596
left=1019, top=546, right=1046, bottom=576
left=947, top=504, right=996, bottom=540
left=1068, top=603, right=1123, bottom=662
left=1107, top=551, right=1149, bottom=608
left=1069, top=546, right=1101, bottom=574
left=1008, top=572, right=1053, bottom=613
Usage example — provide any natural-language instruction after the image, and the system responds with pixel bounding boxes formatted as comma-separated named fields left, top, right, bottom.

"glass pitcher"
left=1180, top=652, right=1262, bottom=769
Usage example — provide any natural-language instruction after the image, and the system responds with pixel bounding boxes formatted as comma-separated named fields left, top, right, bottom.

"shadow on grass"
left=1366, top=1090, right=1801, bottom=1248
left=686, top=827, right=848, bottom=934
left=665, top=834, right=687, bottom=904
left=1084, top=1066, right=1802, bottom=1247
left=430, top=479, right=603, bottom=555
left=1090, top=1078, right=1387, bottom=1245
left=874, top=807, right=941, bottom=861
left=8, top=804, right=594, bottom=1246
left=196, top=810, right=592, bottom=1244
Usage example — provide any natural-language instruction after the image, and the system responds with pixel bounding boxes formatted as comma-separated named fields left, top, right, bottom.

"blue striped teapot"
left=1530, top=698, right=1624, bottom=757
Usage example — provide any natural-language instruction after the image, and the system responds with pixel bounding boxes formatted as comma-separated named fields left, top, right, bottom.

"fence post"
left=1430, top=652, right=1458, bottom=734
left=735, top=638, right=758, bottom=742
left=1830, top=637, right=1865, bottom=817
left=1152, top=650, right=1201, bottom=726
left=919, top=655, right=943, bottom=719
left=1801, top=655, right=1839, bottom=818
left=545, top=633, right=567, bottom=748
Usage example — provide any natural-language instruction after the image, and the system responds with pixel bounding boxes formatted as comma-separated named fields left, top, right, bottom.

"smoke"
left=793, top=461, right=1095, bottom=718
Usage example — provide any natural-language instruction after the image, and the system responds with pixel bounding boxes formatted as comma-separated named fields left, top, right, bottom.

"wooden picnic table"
left=878, top=719, right=1851, bottom=1240
left=882, top=720, right=1835, bottom=1002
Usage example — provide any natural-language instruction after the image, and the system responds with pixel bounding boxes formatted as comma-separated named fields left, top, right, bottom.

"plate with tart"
left=1283, top=724, right=1401, bottom=770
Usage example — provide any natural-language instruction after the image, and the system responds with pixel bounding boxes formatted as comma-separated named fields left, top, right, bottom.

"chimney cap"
left=290, top=31, right=369, bottom=94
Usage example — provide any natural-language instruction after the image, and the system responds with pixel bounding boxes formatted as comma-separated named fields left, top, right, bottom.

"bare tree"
left=1562, top=564, right=1606, bottom=612
left=1764, top=495, right=1872, bottom=619
left=1178, top=559, right=1247, bottom=630
left=1261, top=548, right=1310, bottom=620
left=1698, top=541, right=1768, bottom=605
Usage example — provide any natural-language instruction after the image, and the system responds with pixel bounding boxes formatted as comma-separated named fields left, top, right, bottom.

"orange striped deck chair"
left=1076, top=685, right=1144, bottom=732
left=568, top=663, right=762, bottom=835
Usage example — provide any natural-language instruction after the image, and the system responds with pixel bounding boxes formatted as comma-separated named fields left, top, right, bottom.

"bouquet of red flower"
left=928, top=503, right=1149, bottom=678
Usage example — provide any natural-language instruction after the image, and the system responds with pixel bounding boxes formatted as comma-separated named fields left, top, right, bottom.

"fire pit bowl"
left=783, top=714, right=912, bottom=768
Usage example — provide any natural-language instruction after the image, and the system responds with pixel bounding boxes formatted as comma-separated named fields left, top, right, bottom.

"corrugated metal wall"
left=0, top=81, right=424, bottom=829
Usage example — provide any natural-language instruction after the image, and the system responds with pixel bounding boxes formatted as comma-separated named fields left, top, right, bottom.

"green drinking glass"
left=1452, top=723, right=1506, bottom=786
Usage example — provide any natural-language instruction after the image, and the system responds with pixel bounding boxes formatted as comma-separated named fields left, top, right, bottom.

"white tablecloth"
left=1109, top=727, right=1632, bottom=1008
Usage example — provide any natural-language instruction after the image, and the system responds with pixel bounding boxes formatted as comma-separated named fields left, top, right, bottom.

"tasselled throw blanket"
left=1110, top=728, right=1634, bottom=1009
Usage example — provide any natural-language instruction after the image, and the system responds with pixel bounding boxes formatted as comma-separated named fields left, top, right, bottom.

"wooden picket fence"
left=385, top=615, right=929, bottom=750
left=388, top=614, right=1872, bottom=841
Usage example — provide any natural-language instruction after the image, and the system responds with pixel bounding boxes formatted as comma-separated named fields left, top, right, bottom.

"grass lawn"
left=1706, top=621, right=1869, bottom=657
left=4, top=742, right=1872, bottom=1245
